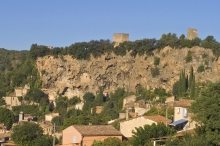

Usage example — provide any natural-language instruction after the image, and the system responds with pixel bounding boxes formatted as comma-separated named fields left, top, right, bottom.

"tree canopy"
left=0, top=107, right=15, bottom=129
left=190, top=81, right=220, bottom=145
left=11, top=122, right=43, bottom=146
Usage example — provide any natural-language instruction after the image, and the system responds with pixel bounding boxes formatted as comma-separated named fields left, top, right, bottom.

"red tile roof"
left=145, top=115, right=172, bottom=125
left=175, top=100, right=195, bottom=107
left=73, top=125, right=122, bottom=136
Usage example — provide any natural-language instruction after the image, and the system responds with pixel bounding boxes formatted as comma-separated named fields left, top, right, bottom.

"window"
left=73, top=136, right=77, bottom=143
left=183, top=108, right=188, bottom=117
left=177, top=108, right=180, bottom=114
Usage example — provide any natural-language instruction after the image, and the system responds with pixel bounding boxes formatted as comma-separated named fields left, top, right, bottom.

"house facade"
left=45, top=113, right=59, bottom=122
left=120, top=115, right=171, bottom=138
left=169, top=100, right=196, bottom=130
left=123, top=95, right=136, bottom=109
left=62, top=125, right=122, bottom=146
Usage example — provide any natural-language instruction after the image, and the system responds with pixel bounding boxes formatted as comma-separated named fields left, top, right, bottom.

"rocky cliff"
left=36, top=46, right=220, bottom=100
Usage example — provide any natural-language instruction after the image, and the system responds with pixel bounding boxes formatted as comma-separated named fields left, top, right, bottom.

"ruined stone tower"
left=113, top=33, right=129, bottom=47
left=187, top=28, right=198, bottom=40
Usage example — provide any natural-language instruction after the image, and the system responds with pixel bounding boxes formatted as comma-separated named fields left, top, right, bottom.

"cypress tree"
left=178, top=72, right=182, bottom=97
left=189, top=66, right=194, bottom=88
left=194, top=82, right=199, bottom=98
left=182, top=69, right=186, bottom=93
left=190, top=76, right=195, bottom=99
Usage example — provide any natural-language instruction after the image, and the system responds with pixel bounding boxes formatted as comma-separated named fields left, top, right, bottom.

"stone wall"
left=187, top=28, right=198, bottom=40
left=113, top=33, right=129, bottom=47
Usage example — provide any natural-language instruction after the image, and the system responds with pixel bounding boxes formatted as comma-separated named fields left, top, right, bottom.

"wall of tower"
left=113, top=33, right=129, bottom=47
left=187, top=28, right=198, bottom=40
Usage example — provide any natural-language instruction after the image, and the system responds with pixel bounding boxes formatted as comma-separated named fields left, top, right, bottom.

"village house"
left=39, top=121, right=53, bottom=135
left=45, top=113, right=59, bottom=122
left=169, top=99, right=196, bottom=131
left=62, top=125, right=123, bottom=146
left=2, top=84, right=30, bottom=109
left=165, top=96, right=175, bottom=106
left=120, top=115, right=171, bottom=138
left=123, top=95, right=136, bottom=109
left=90, top=106, right=103, bottom=114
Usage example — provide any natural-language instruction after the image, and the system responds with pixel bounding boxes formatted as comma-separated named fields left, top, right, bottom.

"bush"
left=185, top=51, right=193, bottom=63
left=197, top=65, right=205, bottom=73
left=151, top=67, right=160, bottom=78
left=154, top=57, right=160, bottom=66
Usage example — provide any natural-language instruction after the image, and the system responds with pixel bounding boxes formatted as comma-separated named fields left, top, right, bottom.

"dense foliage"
left=0, top=107, right=15, bottom=129
left=130, top=123, right=176, bottom=145
left=11, top=122, right=43, bottom=146
left=172, top=68, right=199, bottom=99
left=190, top=81, right=220, bottom=145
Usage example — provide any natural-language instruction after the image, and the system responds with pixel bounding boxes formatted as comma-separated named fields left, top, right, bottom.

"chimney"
left=126, top=109, right=129, bottom=120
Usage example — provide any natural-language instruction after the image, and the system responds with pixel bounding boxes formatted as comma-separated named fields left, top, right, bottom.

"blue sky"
left=0, top=1, right=219, bottom=50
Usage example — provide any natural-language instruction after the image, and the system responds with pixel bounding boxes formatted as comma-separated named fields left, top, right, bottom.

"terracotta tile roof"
left=73, top=125, right=122, bottom=136
left=175, top=100, right=195, bottom=107
left=145, top=115, right=171, bottom=125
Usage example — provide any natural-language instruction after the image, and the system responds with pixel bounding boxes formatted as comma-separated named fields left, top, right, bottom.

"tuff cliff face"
left=36, top=46, right=220, bottom=100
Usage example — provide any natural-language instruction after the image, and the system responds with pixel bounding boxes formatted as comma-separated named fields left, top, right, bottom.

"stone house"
left=165, top=96, right=175, bottom=106
left=45, top=113, right=59, bottom=122
left=2, top=84, right=30, bottom=109
left=39, top=121, right=53, bottom=135
left=169, top=99, right=196, bottom=131
left=120, top=115, right=171, bottom=138
left=3, top=96, right=21, bottom=108
left=90, top=106, right=103, bottom=114
left=62, top=125, right=123, bottom=146
left=123, top=95, right=136, bottom=109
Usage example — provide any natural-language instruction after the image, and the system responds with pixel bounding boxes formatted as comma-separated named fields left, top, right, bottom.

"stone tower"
left=113, top=33, right=129, bottom=47
left=187, top=28, right=198, bottom=40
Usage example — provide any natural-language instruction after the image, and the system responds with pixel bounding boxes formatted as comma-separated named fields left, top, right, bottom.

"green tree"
left=197, top=65, right=205, bottom=73
left=154, top=57, right=160, bottom=66
left=25, top=88, right=48, bottom=103
left=103, top=137, right=122, bottom=146
left=0, top=97, right=5, bottom=106
left=32, top=135, right=57, bottom=146
left=11, top=122, right=43, bottom=146
left=94, top=88, right=104, bottom=106
left=189, top=66, right=194, bottom=88
left=130, top=123, right=175, bottom=146
left=151, top=67, right=160, bottom=78
left=190, top=76, right=195, bottom=99
left=190, top=81, right=220, bottom=145
left=0, top=107, right=15, bottom=129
